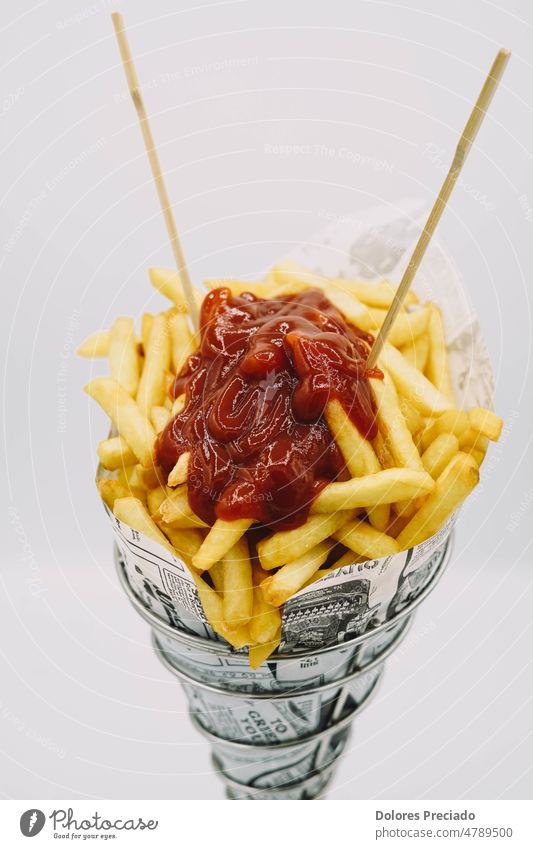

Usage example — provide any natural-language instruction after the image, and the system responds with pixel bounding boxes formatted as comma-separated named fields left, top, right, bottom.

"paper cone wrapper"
left=103, top=199, right=493, bottom=654
left=195, top=706, right=355, bottom=788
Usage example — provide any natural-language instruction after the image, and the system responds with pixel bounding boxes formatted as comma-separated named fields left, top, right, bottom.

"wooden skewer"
left=111, top=12, right=199, bottom=331
left=367, top=48, right=510, bottom=369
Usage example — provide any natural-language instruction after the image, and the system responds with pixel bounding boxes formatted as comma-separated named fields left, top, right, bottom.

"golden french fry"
left=363, top=307, right=429, bottom=348
left=325, top=399, right=389, bottom=532
left=270, top=261, right=418, bottom=307
left=77, top=330, right=110, bottom=357
left=149, top=267, right=189, bottom=312
left=113, top=496, right=174, bottom=552
left=468, top=447, right=486, bottom=466
left=167, top=451, right=190, bottom=487
left=168, top=311, right=196, bottom=374
left=396, top=453, right=479, bottom=549
left=209, top=562, right=225, bottom=593
left=156, top=485, right=208, bottom=528
left=191, top=573, right=250, bottom=648
left=150, top=407, right=170, bottom=433
left=426, top=303, right=454, bottom=402
left=311, top=468, right=434, bottom=513
left=418, top=408, right=471, bottom=452
left=141, top=313, right=153, bottom=353
left=380, top=343, right=453, bottom=416
left=371, top=373, right=425, bottom=472
left=108, top=317, right=139, bottom=397
left=330, top=278, right=418, bottom=308
left=136, top=313, right=171, bottom=416
left=250, top=567, right=283, bottom=644
left=85, top=377, right=156, bottom=468
left=400, top=333, right=430, bottom=372
left=257, top=511, right=352, bottom=571
left=221, top=539, right=253, bottom=629
left=163, top=526, right=204, bottom=564
left=249, top=633, right=281, bottom=670
left=192, top=518, right=254, bottom=572
left=260, top=541, right=331, bottom=606
left=398, top=396, right=423, bottom=435
left=98, top=479, right=145, bottom=510
left=172, top=394, right=186, bottom=416
left=333, top=519, right=400, bottom=558
left=468, top=407, right=503, bottom=442
left=97, top=436, right=137, bottom=470
left=151, top=405, right=170, bottom=433
left=373, top=431, right=394, bottom=469
left=146, top=486, right=169, bottom=516
left=421, top=433, right=460, bottom=479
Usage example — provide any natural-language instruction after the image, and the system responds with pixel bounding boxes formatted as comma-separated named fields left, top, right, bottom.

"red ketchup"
left=156, top=287, right=381, bottom=530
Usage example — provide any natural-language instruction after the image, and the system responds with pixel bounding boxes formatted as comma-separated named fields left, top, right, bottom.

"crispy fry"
left=141, top=313, right=153, bottom=353
left=398, top=396, right=423, bottom=435
left=113, top=496, right=174, bottom=552
left=167, top=451, right=190, bottom=487
left=421, top=433, right=459, bottom=479
left=97, top=436, right=137, bottom=470
left=426, top=303, right=454, bottom=402
left=257, top=511, right=352, bottom=571
left=163, top=526, right=204, bottom=565
left=311, top=468, right=434, bottom=513
left=172, top=394, right=186, bottom=416
left=85, top=377, right=156, bottom=468
left=156, top=485, right=208, bottom=528
left=380, top=343, right=453, bottom=416
left=468, top=407, right=503, bottom=442
left=77, top=330, right=110, bottom=358
left=168, top=310, right=196, bottom=373
left=400, top=333, right=430, bottom=372
left=192, top=518, right=254, bottom=572
left=151, top=405, right=170, bottom=433
left=98, top=479, right=145, bottom=510
left=108, top=317, right=139, bottom=397
left=146, top=486, right=168, bottom=516
left=249, top=633, right=281, bottom=670
left=136, top=313, right=171, bottom=416
left=149, top=267, right=189, bottom=312
left=260, top=541, right=331, bottom=606
left=333, top=519, right=400, bottom=558
left=325, top=399, right=389, bottom=531
left=396, top=453, right=479, bottom=549
left=191, top=573, right=250, bottom=648
left=250, top=565, right=283, bottom=644
left=418, top=408, right=471, bottom=452
left=371, top=372, right=425, bottom=471
left=362, top=306, right=429, bottom=348
left=270, top=261, right=418, bottom=307
left=221, top=538, right=254, bottom=629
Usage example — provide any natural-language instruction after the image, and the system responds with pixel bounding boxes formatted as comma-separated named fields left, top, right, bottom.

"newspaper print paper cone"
left=192, top=700, right=358, bottom=790
left=114, top=533, right=451, bottom=694
left=153, top=630, right=385, bottom=744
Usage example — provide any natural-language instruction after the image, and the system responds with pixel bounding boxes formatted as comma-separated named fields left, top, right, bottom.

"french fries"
left=85, top=377, right=156, bottom=468
left=260, top=541, right=331, bottom=606
left=97, top=436, right=137, bottom=470
left=81, top=261, right=501, bottom=666
left=108, top=317, right=139, bottom=397
left=396, top=453, right=479, bottom=549
left=257, top=512, right=352, bottom=571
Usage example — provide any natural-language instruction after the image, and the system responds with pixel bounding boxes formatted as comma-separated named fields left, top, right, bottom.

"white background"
left=1, top=0, right=532, bottom=801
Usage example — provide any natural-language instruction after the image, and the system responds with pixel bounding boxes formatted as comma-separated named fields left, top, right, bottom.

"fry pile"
left=80, top=261, right=502, bottom=667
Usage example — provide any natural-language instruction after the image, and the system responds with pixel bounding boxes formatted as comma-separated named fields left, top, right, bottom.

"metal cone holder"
left=115, top=532, right=453, bottom=799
